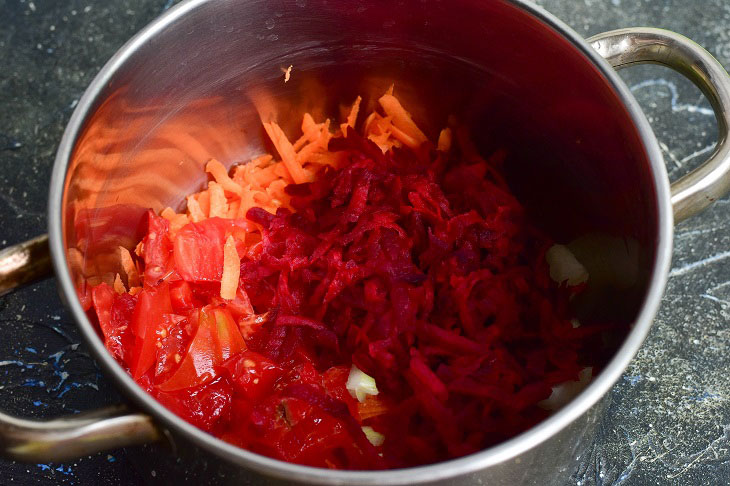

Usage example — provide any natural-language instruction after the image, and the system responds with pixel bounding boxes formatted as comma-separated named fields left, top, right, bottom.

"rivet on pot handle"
left=0, top=237, right=165, bottom=461
left=589, top=27, right=730, bottom=223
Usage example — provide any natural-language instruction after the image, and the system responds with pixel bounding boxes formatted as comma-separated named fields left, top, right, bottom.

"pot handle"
left=588, top=27, right=730, bottom=222
left=0, top=236, right=164, bottom=461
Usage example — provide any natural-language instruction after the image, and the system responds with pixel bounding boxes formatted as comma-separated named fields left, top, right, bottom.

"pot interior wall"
left=63, top=0, right=658, bottom=372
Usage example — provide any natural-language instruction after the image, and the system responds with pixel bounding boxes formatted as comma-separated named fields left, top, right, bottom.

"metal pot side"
left=30, top=0, right=717, bottom=484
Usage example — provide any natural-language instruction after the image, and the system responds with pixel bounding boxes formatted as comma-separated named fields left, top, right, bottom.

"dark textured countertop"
left=1, top=0, right=729, bottom=484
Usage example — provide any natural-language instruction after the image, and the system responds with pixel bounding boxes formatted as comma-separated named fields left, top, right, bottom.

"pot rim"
left=47, top=0, right=673, bottom=483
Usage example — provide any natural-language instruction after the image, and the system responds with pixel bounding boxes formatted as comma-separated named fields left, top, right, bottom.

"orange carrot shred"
left=221, top=235, right=240, bottom=300
left=437, top=127, right=452, bottom=152
left=160, top=207, right=177, bottom=220
left=113, top=273, right=126, bottom=294
left=208, top=181, right=228, bottom=218
left=119, top=246, right=140, bottom=287
left=196, top=190, right=211, bottom=218
left=388, top=123, right=420, bottom=150
left=378, top=93, right=428, bottom=147
left=186, top=195, right=205, bottom=222
left=206, top=159, right=244, bottom=196
left=262, top=122, right=310, bottom=184
left=340, top=96, right=361, bottom=136
left=227, top=199, right=241, bottom=219
left=358, top=396, right=390, bottom=420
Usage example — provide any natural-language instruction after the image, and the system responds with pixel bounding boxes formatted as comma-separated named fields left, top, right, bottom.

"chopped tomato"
left=222, top=351, right=283, bottom=401
left=173, top=218, right=250, bottom=283
left=141, top=211, right=174, bottom=286
left=130, top=283, right=173, bottom=379
left=169, top=280, right=197, bottom=313
left=92, top=282, right=136, bottom=365
left=157, top=306, right=245, bottom=391
left=211, top=289, right=254, bottom=319
left=278, top=403, right=352, bottom=467
left=154, top=376, right=233, bottom=432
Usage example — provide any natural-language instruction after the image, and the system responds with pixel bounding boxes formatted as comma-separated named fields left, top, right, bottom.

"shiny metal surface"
left=0, top=405, right=161, bottom=462
left=0, top=235, right=52, bottom=297
left=0, top=233, right=164, bottom=461
left=8, top=0, right=724, bottom=483
left=589, top=28, right=730, bottom=223
left=46, top=0, right=673, bottom=481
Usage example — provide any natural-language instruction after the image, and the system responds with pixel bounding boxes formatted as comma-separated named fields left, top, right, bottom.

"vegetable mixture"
left=83, top=88, right=600, bottom=469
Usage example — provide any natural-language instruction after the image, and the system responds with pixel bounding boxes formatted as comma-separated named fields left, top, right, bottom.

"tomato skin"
left=92, top=283, right=136, bottom=365
left=141, top=211, right=174, bottom=286
left=130, top=283, right=173, bottom=379
left=222, top=351, right=283, bottom=401
left=220, top=398, right=255, bottom=448
left=169, top=280, right=197, bottom=313
left=153, top=315, right=189, bottom=383
left=154, top=376, right=233, bottom=432
left=276, top=398, right=352, bottom=466
left=173, top=218, right=251, bottom=283
left=214, top=306, right=247, bottom=360
left=157, top=306, right=246, bottom=391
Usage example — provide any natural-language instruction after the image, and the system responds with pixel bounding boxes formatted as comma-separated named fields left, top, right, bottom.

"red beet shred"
left=90, top=128, right=599, bottom=469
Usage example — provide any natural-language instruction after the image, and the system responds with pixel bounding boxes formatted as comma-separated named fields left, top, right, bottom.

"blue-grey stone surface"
left=1, top=0, right=729, bottom=484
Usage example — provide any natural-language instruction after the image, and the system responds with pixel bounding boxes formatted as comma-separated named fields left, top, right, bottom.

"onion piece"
left=361, top=426, right=385, bottom=447
left=346, top=365, right=379, bottom=403
left=546, top=244, right=589, bottom=286
left=538, top=367, right=593, bottom=411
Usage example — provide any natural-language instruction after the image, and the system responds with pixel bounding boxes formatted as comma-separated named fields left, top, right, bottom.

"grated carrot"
left=208, top=181, right=228, bottom=218
left=206, top=159, right=244, bottom=196
left=119, top=246, right=140, bottom=287
left=262, top=122, right=310, bottom=184
left=221, top=235, right=240, bottom=300
left=186, top=195, right=206, bottom=222
left=161, top=207, right=189, bottom=235
left=437, top=127, right=452, bottom=152
left=227, top=199, right=241, bottom=219
left=151, top=87, right=434, bottom=306
left=357, top=396, right=390, bottom=420
left=195, top=190, right=211, bottom=218
left=340, top=95, right=361, bottom=136
left=378, top=93, right=428, bottom=148
left=113, top=273, right=126, bottom=294
left=301, top=113, right=321, bottom=141
left=296, top=119, right=331, bottom=165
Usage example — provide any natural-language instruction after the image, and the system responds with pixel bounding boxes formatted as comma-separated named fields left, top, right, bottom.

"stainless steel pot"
left=1, top=0, right=729, bottom=484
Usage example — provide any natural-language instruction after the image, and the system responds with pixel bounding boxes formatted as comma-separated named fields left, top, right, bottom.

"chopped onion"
left=362, top=426, right=385, bottom=446
left=346, top=365, right=379, bottom=403
left=546, top=244, right=589, bottom=286
left=538, top=367, right=593, bottom=411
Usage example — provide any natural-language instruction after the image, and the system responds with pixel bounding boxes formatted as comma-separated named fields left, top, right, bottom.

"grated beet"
left=231, top=130, right=588, bottom=466
left=90, top=127, right=603, bottom=470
